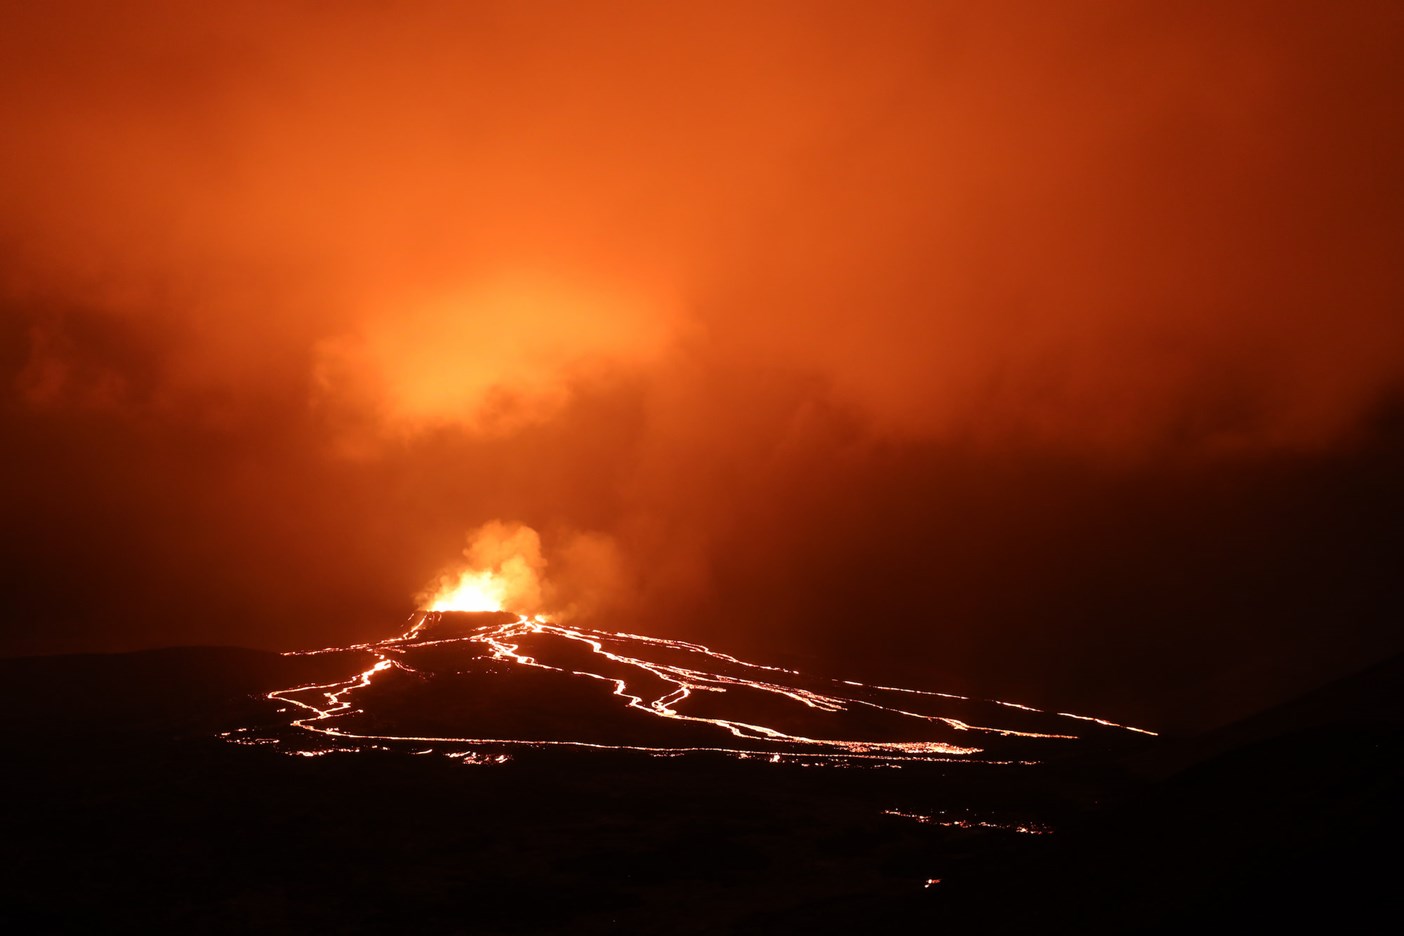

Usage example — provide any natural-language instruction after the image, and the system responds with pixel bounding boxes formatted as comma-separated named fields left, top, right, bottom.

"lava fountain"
left=419, top=520, right=548, bottom=616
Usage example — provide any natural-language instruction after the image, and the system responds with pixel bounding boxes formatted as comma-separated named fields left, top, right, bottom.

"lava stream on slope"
left=230, top=611, right=1155, bottom=767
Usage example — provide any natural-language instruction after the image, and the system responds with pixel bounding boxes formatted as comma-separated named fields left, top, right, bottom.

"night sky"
left=3, top=1, right=1402, bottom=734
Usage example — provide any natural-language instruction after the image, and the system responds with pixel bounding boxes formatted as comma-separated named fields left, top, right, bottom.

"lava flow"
left=230, top=611, right=1157, bottom=767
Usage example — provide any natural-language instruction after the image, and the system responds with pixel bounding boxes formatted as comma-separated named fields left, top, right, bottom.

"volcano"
left=250, top=611, right=1154, bottom=765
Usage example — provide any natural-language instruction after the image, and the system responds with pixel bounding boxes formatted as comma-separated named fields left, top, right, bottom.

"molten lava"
left=234, top=612, right=1158, bottom=768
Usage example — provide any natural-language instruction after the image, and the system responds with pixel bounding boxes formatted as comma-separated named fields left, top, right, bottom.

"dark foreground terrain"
left=2, top=645, right=1399, bottom=934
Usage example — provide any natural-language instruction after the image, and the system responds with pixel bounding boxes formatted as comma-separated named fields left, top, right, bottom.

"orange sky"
left=3, top=2, right=1402, bottom=730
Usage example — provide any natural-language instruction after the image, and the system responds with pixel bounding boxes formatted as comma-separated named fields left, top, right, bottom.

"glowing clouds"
left=421, top=521, right=546, bottom=614
left=4, top=3, right=1402, bottom=462
left=317, top=272, right=678, bottom=436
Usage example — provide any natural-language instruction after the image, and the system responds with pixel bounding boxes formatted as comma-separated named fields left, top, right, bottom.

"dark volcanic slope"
left=0, top=646, right=353, bottom=737
left=928, top=652, right=1404, bottom=934
left=1, top=641, right=1397, bottom=933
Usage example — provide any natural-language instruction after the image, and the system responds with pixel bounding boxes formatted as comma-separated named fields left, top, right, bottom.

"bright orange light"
left=419, top=520, right=547, bottom=615
left=426, top=569, right=508, bottom=612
